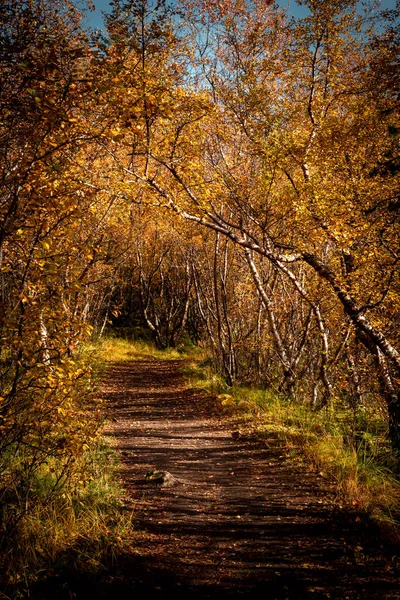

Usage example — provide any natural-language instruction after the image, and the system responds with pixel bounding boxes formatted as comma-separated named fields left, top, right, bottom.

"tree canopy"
left=1, top=0, right=399, bottom=553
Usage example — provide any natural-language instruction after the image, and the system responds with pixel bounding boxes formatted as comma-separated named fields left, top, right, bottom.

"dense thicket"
left=1, top=0, right=399, bottom=561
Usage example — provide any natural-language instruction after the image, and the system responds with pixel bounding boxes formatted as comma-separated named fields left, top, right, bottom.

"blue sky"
left=82, top=0, right=397, bottom=31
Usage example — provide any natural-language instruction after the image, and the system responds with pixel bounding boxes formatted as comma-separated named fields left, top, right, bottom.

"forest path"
left=100, top=359, right=398, bottom=599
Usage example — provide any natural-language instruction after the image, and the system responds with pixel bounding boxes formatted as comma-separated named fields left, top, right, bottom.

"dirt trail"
left=100, top=359, right=398, bottom=599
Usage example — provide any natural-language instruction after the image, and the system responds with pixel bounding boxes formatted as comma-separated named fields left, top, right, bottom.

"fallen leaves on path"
left=96, top=359, right=400, bottom=599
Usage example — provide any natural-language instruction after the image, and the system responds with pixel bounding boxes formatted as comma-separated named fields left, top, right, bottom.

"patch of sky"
left=77, top=1, right=398, bottom=32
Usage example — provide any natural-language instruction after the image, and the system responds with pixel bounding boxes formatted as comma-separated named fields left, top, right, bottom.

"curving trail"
left=99, top=359, right=398, bottom=600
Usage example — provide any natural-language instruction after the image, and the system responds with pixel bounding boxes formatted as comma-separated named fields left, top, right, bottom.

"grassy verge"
left=1, top=441, right=133, bottom=595
left=1, top=337, right=144, bottom=596
left=182, top=352, right=400, bottom=542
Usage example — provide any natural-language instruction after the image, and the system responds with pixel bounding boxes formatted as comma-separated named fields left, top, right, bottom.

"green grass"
left=1, top=441, right=133, bottom=592
left=180, top=352, right=228, bottom=395
left=83, top=335, right=188, bottom=365
left=247, top=393, right=399, bottom=540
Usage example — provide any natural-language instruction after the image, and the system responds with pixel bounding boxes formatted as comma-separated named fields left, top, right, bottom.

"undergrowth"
left=1, top=440, right=133, bottom=596
left=1, top=336, right=144, bottom=596
left=182, top=352, right=400, bottom=542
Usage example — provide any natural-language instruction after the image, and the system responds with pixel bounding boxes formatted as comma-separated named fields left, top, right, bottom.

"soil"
left=32, top=358, right=400, bottom=599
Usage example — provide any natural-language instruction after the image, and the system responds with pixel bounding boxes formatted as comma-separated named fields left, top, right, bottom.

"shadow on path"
left=33, top=359, right=399, bottom=599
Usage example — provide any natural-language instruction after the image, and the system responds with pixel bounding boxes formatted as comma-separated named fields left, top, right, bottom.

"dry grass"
left=1, top=441, right=134, bottom=594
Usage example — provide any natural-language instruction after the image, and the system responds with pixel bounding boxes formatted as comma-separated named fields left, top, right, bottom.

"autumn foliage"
left=1, top=0, right=399, bottom=573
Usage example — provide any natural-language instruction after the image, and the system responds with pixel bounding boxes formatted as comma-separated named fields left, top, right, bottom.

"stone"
left=144, top=470, right=179, bottom=487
